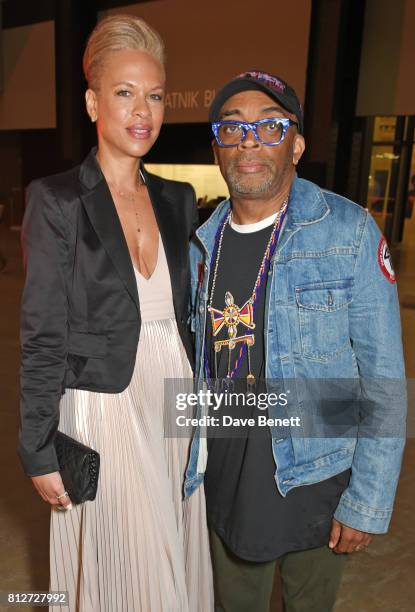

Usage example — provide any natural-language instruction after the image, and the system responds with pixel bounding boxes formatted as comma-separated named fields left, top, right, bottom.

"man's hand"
left=329, top=518, right=372, bottom=553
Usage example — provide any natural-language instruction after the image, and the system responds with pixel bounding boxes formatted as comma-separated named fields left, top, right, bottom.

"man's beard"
left=223, top=159, right=276, bottom=197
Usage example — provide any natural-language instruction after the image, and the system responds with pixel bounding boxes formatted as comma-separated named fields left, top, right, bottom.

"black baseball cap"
left=209, top=70, right=304, bottom=134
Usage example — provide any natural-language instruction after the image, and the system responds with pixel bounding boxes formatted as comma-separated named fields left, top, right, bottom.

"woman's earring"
left=91, top=116, right=97, bottom=123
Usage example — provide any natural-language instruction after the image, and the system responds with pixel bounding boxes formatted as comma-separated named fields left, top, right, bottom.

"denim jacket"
left=185, top=176, right=406, bottom=534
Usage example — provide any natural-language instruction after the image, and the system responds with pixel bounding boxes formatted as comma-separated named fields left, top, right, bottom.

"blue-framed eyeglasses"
left=211, top=117, right=298, bottom=147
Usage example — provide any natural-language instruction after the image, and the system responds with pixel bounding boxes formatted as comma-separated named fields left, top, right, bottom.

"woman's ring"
left=56, top=491, right=69, bottom=501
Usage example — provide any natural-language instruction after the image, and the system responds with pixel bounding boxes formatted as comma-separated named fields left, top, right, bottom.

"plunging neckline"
left=133, top=233, right=160, bottom=282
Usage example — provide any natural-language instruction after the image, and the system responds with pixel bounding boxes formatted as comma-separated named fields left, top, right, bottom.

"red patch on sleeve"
left=377, top=236, right=396, bottom=284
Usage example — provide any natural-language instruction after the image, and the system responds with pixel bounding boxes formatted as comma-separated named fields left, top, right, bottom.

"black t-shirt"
left=204, top=220, right=350, bottom=562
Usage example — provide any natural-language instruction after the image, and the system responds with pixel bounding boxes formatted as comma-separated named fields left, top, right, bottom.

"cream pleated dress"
left=50, top=236, right=213, bottom=612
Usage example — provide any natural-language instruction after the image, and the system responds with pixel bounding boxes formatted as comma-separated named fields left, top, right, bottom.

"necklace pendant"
left=222, top=376, right=235, bottom=392
left=209, top=292, right=255, bottom=338
left=247, top=373, right=255, bottom=386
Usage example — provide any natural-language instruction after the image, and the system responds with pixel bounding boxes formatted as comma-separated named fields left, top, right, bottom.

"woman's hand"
left=31, top=472, right=73, bottom=510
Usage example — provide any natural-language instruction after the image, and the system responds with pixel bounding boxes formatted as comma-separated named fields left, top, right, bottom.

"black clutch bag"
left=54, top=431, right=100, bottom=505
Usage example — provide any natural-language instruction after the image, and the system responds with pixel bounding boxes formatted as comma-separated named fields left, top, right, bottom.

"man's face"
left=212, top=90, right=305, bottom=199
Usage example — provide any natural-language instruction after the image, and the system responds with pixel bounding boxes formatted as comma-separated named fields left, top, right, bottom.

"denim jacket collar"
left=195, top=176, right=330, bottom=260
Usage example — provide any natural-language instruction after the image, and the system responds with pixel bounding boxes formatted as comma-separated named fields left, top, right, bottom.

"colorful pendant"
left=208, top=291, right=255, bottom=339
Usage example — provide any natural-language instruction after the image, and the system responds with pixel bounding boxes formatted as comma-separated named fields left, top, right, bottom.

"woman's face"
left=86, top=48, right=165, bottom=158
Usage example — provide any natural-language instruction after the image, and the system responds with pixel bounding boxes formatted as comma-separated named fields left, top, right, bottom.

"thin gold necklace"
left=110, top=173, right=144, bottom=234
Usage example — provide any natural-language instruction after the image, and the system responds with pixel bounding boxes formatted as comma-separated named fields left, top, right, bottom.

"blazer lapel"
left=143, top=170, right=183, bottom=319
left=79, top=150, right=139, bottom=311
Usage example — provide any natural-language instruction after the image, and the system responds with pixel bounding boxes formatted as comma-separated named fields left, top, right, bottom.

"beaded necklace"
left=205, top=197, right=288, bottom=387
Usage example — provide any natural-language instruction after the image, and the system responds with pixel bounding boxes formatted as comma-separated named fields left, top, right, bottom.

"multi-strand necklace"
left=205, top=197, right=289, bottom=388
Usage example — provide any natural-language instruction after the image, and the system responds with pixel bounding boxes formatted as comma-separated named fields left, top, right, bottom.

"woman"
left=19, top=15, right=213, bottom=612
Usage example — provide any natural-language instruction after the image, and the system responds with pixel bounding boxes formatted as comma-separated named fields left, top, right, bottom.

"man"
left=185, top=71, right=406, bottom=611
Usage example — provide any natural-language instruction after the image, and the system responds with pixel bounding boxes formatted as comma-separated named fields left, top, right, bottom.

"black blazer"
left=19, top=148, right=198, bottom=476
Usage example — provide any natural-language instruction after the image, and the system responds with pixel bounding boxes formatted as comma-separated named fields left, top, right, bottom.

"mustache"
left=230, top=156, right=272, bottom=166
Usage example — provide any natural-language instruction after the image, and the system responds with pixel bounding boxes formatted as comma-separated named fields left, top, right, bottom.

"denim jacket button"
left=199, top=305, right=205, bottom=313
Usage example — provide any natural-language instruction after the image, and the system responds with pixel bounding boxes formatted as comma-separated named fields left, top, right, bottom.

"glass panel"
left=373, top=117, right=397, bottom=142
left=146, top=163, right=230, bottom=224
left=402, top=146, right=415, bottom=246
left=145, top=163, right=229, bottom=201
left=367, top=145, right=400, bottom=236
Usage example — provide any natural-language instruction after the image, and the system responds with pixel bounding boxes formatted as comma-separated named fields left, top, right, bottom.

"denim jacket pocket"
left=295, top=280, right=353, bottom=360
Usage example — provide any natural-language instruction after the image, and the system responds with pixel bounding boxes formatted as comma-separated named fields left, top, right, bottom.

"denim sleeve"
left=188, top=240, right=200, bottom=334
left=334, top=211, right=407, bottom=533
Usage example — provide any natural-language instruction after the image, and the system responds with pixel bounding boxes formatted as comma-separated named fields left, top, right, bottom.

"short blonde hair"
left=83, top=14, right=165, bottom=89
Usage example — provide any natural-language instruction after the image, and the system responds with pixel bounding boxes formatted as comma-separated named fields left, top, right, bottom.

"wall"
left=395, top=0, right=415, bottom=116
left=104, top=0, right=312, bottom=123
left=0, top=21, right=56, bottom=130
left=356, top=0, right=415, bottom=116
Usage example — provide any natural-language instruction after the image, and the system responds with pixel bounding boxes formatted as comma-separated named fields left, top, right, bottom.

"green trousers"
left=209, top=528, right=347, bottom=612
